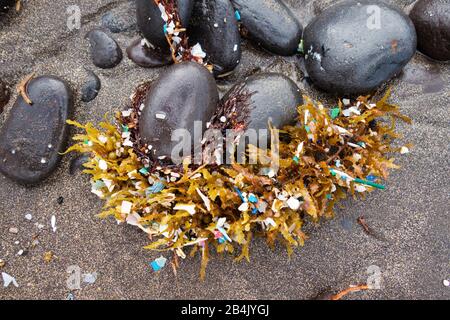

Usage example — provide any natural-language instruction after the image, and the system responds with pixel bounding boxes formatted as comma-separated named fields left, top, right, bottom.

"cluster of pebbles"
left=0, top=0, right=449, bottom=184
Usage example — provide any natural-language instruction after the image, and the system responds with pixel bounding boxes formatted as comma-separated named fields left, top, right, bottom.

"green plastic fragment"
left=330, top=107, right=340, bottom=119
left=353, top=178, right=385, bottom=190
left=122, top=125, right=129, bottom=132
left=139, top=167, right=149, bottom=175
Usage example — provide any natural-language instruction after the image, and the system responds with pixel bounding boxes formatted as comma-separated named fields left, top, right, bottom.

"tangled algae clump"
left=66, top=90, right=411, bottom=278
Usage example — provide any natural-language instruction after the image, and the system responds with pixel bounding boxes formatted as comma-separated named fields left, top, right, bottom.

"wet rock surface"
left=303, top=0, right=417, bottom=95
left=126, top=38, right=172, bottom=68
left=0, top=76, right=73, bottom=184
left=0, top=79, right=9, bottom=112
left=0, top=0, right=449, bottom=300
left=136, top=0, right=194, bottom=54
left=231, top=0, right=303, bottom=56
left=86, top=29, right=123, bottom=69
left=81, top=70, right=101, bottom=102
left=226, top=73, right=303, bottom=132
left=139, top=62, right=219, bottom=159
left=189, top=0, right=241, bottom=77
left=410, top=0, right=450, bottom=61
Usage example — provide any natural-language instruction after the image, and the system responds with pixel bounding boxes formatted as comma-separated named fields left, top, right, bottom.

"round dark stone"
left=126, top=38, right=172, bottom=68
left=224, top=72, right=303, bottom=132
left=81, top=70, right=101, bottom=102
left=101, top=9, right=136, bottom=34
left=139, top=62, right=219, bottom=159
left=0, top=76, right=73, bottom=185
left=189, top=0, right=241, bottom=77
left=231, top=0, right=303, bottom=56
left=136, top=0, right=194, bottom=54
left=303, top=0, right=417, bottom=95
left=0, top=79, right=9, bottom=112
left=410, top=0, right=450, bottom=61
left=86, top=29, right=123, bottom=69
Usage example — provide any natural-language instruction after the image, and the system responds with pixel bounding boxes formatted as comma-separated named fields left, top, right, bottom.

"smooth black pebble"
left=410, top=0, right=450, bottom=61
left=303, top=0, right=417, bottom=95
left=223, top=73, right=303, bottom=132
left=86, top=29, right=123, bottom=69
left=139, top=62, right=219, bottom=159
left=81, top=70, right=101, bottom=102
left=0, top=76, right=73, bottom=184
left=126, top=38, right=172, bottom=68
left=231, top=0, right=303, bottom=56
left=189, top=0, right=241, bottom=77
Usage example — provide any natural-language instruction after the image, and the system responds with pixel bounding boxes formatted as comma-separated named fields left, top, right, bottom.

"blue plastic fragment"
left=293, top=156, right=299, bottom=164
left=163, top=23, right=167, bottom=34
left=305, top=125, right=311, bottom=133
left=235, top=10, right=241, bottom=21
left=248, top=194, right=258, bottom=203
left=234, top=187, right=246, bottom=202
left=139, top=167, right=149, bottom=175
left=252, top=207, right=259, bottom=215
left=146, top=181, right=165, bottom=195
left=366, top=174, right=377, bottom=182
left=326, top=194, right=332, bottom=200
left=218, top=237, right=226, bottom=244
left=150, top=261, right=161, bottom=272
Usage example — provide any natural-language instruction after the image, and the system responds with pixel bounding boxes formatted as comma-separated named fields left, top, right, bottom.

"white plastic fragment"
left=51, top=215, right=57, bottom=233
left=98, top=135, right=108, bottom=144
left=82, top=272, right=97, bottom=284
left=121, top=109, right=132, bottom=117
left=196, top=188, right=211, bottom=211
left=2, top=272, right=18, bottom=288
left=443, top=279, right=450, bottom=287
left=173, top=203, right=196, bottom=215
left=342, top=98, right=350, bottom=106
left=342, top=106, right=361, bottom=117
left=287, top=197, right=301, bottom=210
left=264, top=218, right=277, bottom=228
left=121, top=201, right=133, bottom=214
left=98, top=159, right=108, bottom=171
left=238, top=202, right=249, bottom=212
left=400, top=146, right=410, bottom=154
left=191, top=43, right=206, bottom=58
left=25, top=213, right=32, bottom=221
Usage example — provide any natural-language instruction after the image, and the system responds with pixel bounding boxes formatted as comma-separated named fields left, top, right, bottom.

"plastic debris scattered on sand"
left=82, top=272, right=98, bottom=284
left=51, top=215, right=57, bottom=232
left=150, top=256, right=167, bottom=272
left=2, top=272, right=18, bottom=288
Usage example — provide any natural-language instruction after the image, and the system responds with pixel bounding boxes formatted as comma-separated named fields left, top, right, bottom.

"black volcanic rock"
left=0, top=76, right=73, bottom=184
left=139, top=62, right=219, bottom=159
left=86, top=29, right=123, bottom=69
left=126, top=38, right=172, bottom=68
left=224, top=72, right=302, bottom=132
left=231, top=0, right=303, bottom=56
left=303, top=0, right=417, bottom=95
left=410, top=0, right=450, bottom=61
left=136, top=0, right=194, bottom=55
left=189, top=0, right=241, bottom=77
left=81, top=70, right=101, bottom=102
